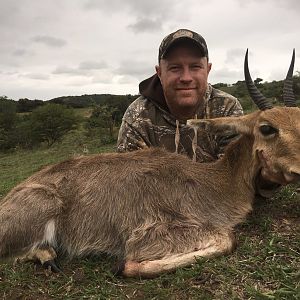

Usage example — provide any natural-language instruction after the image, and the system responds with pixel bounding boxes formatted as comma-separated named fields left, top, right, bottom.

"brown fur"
left=0, top=107, right=299, bottom=277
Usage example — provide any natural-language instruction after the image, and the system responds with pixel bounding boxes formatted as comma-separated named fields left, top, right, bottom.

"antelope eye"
left=259, top=124, right=278, bottom=136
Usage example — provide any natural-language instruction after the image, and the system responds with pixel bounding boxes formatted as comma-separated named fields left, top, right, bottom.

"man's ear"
left=155, top=65, right=161, bottom=79
left=187, top=113, right=259, bottom=136
left=207, top=62, right=212, bottom=75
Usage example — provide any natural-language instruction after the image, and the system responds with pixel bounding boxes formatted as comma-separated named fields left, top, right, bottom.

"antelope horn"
left=283, top=49, right=296, bottom=107
left=244, top=49, right=273, bottom=110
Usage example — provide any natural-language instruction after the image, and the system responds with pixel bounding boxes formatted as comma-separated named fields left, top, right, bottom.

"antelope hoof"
left=14, top=246, right=58, bottom=268
left=43, top=259, right=62, bottom=273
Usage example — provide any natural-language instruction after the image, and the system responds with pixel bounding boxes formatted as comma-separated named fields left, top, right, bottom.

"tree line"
left=0, top=75, right=299, bottom=152
left=214, top=72, right=300, bottom=111
left=0, top=94, right=137, bottom=151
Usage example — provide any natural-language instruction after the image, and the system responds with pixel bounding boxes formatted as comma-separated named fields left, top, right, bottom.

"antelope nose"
left=292, top=172, right=300, bottom=181
left=285, top=172, right=300, bottom=183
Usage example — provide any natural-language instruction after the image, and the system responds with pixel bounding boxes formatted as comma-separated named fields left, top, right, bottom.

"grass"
left=0, top=134, right=299, bottom=299
left=0, top=129, right=115, bottom=198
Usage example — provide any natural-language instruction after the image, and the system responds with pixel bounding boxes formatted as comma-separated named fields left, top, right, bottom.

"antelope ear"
left=187, top=113, right=258, bottom=136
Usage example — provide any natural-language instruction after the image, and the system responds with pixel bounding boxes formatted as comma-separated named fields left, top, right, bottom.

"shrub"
left=30, top=104, right=78, bottom=147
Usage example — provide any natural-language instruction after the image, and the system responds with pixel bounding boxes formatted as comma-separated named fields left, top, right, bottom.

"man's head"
left=156, top=29, right=212, bottom=120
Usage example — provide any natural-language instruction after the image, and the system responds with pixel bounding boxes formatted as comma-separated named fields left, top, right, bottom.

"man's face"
left=156, top=42, right=211, bottom=120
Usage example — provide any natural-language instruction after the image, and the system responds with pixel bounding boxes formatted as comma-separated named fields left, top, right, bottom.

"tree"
left=0, top=98, right=18, bottom=150
left=14, top=114, right=39, bottom=149
left=85, top=104, right=118, bottom=144
left=30, top=104, right=78, bottom=146
left=17, top=98, right=44, bottom=112
left=254, top=78, right=263, bottom=85
left=0, top=98, right=17, bottom=131
left=213, top=83, right=228, bottom=89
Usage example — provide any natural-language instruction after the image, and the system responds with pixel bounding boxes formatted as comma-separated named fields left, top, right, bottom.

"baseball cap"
left=158, top=29, right=209, bottom=61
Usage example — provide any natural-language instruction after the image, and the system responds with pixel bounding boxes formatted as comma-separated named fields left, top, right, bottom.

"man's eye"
left=191, top=65, right=201, bottom=69
left=169, top=66, right=179, bottom=71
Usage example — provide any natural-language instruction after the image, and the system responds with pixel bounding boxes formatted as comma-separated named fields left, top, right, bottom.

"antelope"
left=0, top=50, right=299, bottom=278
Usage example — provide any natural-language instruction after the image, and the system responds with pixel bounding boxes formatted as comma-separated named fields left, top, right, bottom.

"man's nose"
left=180, top=67, right=193, bottom=82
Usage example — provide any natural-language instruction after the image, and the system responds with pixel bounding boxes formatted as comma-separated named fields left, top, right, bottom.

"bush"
left=13, top=114, right=38, bottom=149
left=30, top=104, right=78, bottom=147
left=85, top=105, right=117, bottom=142
left=0, top=99, right=18, bottom=151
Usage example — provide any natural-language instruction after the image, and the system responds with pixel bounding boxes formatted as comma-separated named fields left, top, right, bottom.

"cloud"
left=53, top=58, right=153, bottom=83
left=84, top=0, right=175, bottom=33
left=281, top=0, right=300, bottom=9
left=64, top=77, right=93, bottom=87
left=0, top=70, right=19, bottom=76
left=210, top=67, right=243, bottom=84
left=52, top=66, right=82, bottom=75
left=116, top=75, right=139, bottom=85
left=225, top=48, right=245, bottom=65
left=12, top=48, right=34, bottom=57
left=12, top=49, right=27, bottom=56
left=117, top=59, right=153, bottom=79
left=21, top=73, right=50, bottom=80
left=32, top=35, right=67, bottom=47
left=0, top=0, right=299, bottom=100
left=236, top=0, right=300, bottom=10
left=84, top=0, right=173, bottom=16
left=53, top=60, right=108, bottom=76
left=91, top=72, right=115, bottom=84
left=127, top=18, right=163, bottom=33
left=83, top=0, right=121, bottom=11
left=0, top=1, right=20, bottom=26
left=78, top=60, right=107, bottom=70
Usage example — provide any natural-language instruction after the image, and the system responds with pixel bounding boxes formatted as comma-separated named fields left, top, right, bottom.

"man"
left=117, top=28, right=285, bottom=195
left=117, top=29, right=243, bottom=162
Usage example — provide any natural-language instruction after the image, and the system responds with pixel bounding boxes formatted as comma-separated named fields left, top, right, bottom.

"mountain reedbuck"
left=0, top=50, right=299, bottom=278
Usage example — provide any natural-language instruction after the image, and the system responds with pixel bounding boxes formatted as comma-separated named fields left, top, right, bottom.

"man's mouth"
left=176, top=87, right=196, bottom=90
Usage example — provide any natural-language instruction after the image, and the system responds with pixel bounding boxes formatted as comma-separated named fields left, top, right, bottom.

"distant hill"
left=0, top=94, right=139, bottom=113
left=49, top=94, right=138, bottom=109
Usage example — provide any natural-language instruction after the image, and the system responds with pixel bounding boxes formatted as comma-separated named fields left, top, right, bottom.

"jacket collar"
left=139, top=74, right=169, bottom=111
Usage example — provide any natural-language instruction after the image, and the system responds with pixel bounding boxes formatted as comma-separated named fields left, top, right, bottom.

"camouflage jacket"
left=117, top=74, right=243, bottom=162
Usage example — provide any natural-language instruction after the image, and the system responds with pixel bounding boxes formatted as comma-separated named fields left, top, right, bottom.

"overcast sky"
left=1, top=0, right=299, bottom=100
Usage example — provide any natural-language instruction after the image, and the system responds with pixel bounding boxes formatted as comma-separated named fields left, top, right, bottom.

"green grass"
left=0, top=129, right=115, bottom=198
left=0, top=135, right=299, bottom=299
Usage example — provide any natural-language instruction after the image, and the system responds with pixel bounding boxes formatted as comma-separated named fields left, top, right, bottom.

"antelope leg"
left=122, top=232, right=235, bottom=278
left=14, top=245, right=61, bottom=272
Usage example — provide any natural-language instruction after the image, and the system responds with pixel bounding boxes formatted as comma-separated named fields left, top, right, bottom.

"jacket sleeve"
left=116, top=97, right=153, bottom=153
left=116, top=120, right=149, bottom=152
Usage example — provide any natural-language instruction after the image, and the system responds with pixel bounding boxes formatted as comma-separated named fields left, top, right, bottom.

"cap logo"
left=173, top=30, right=193, bottom=39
